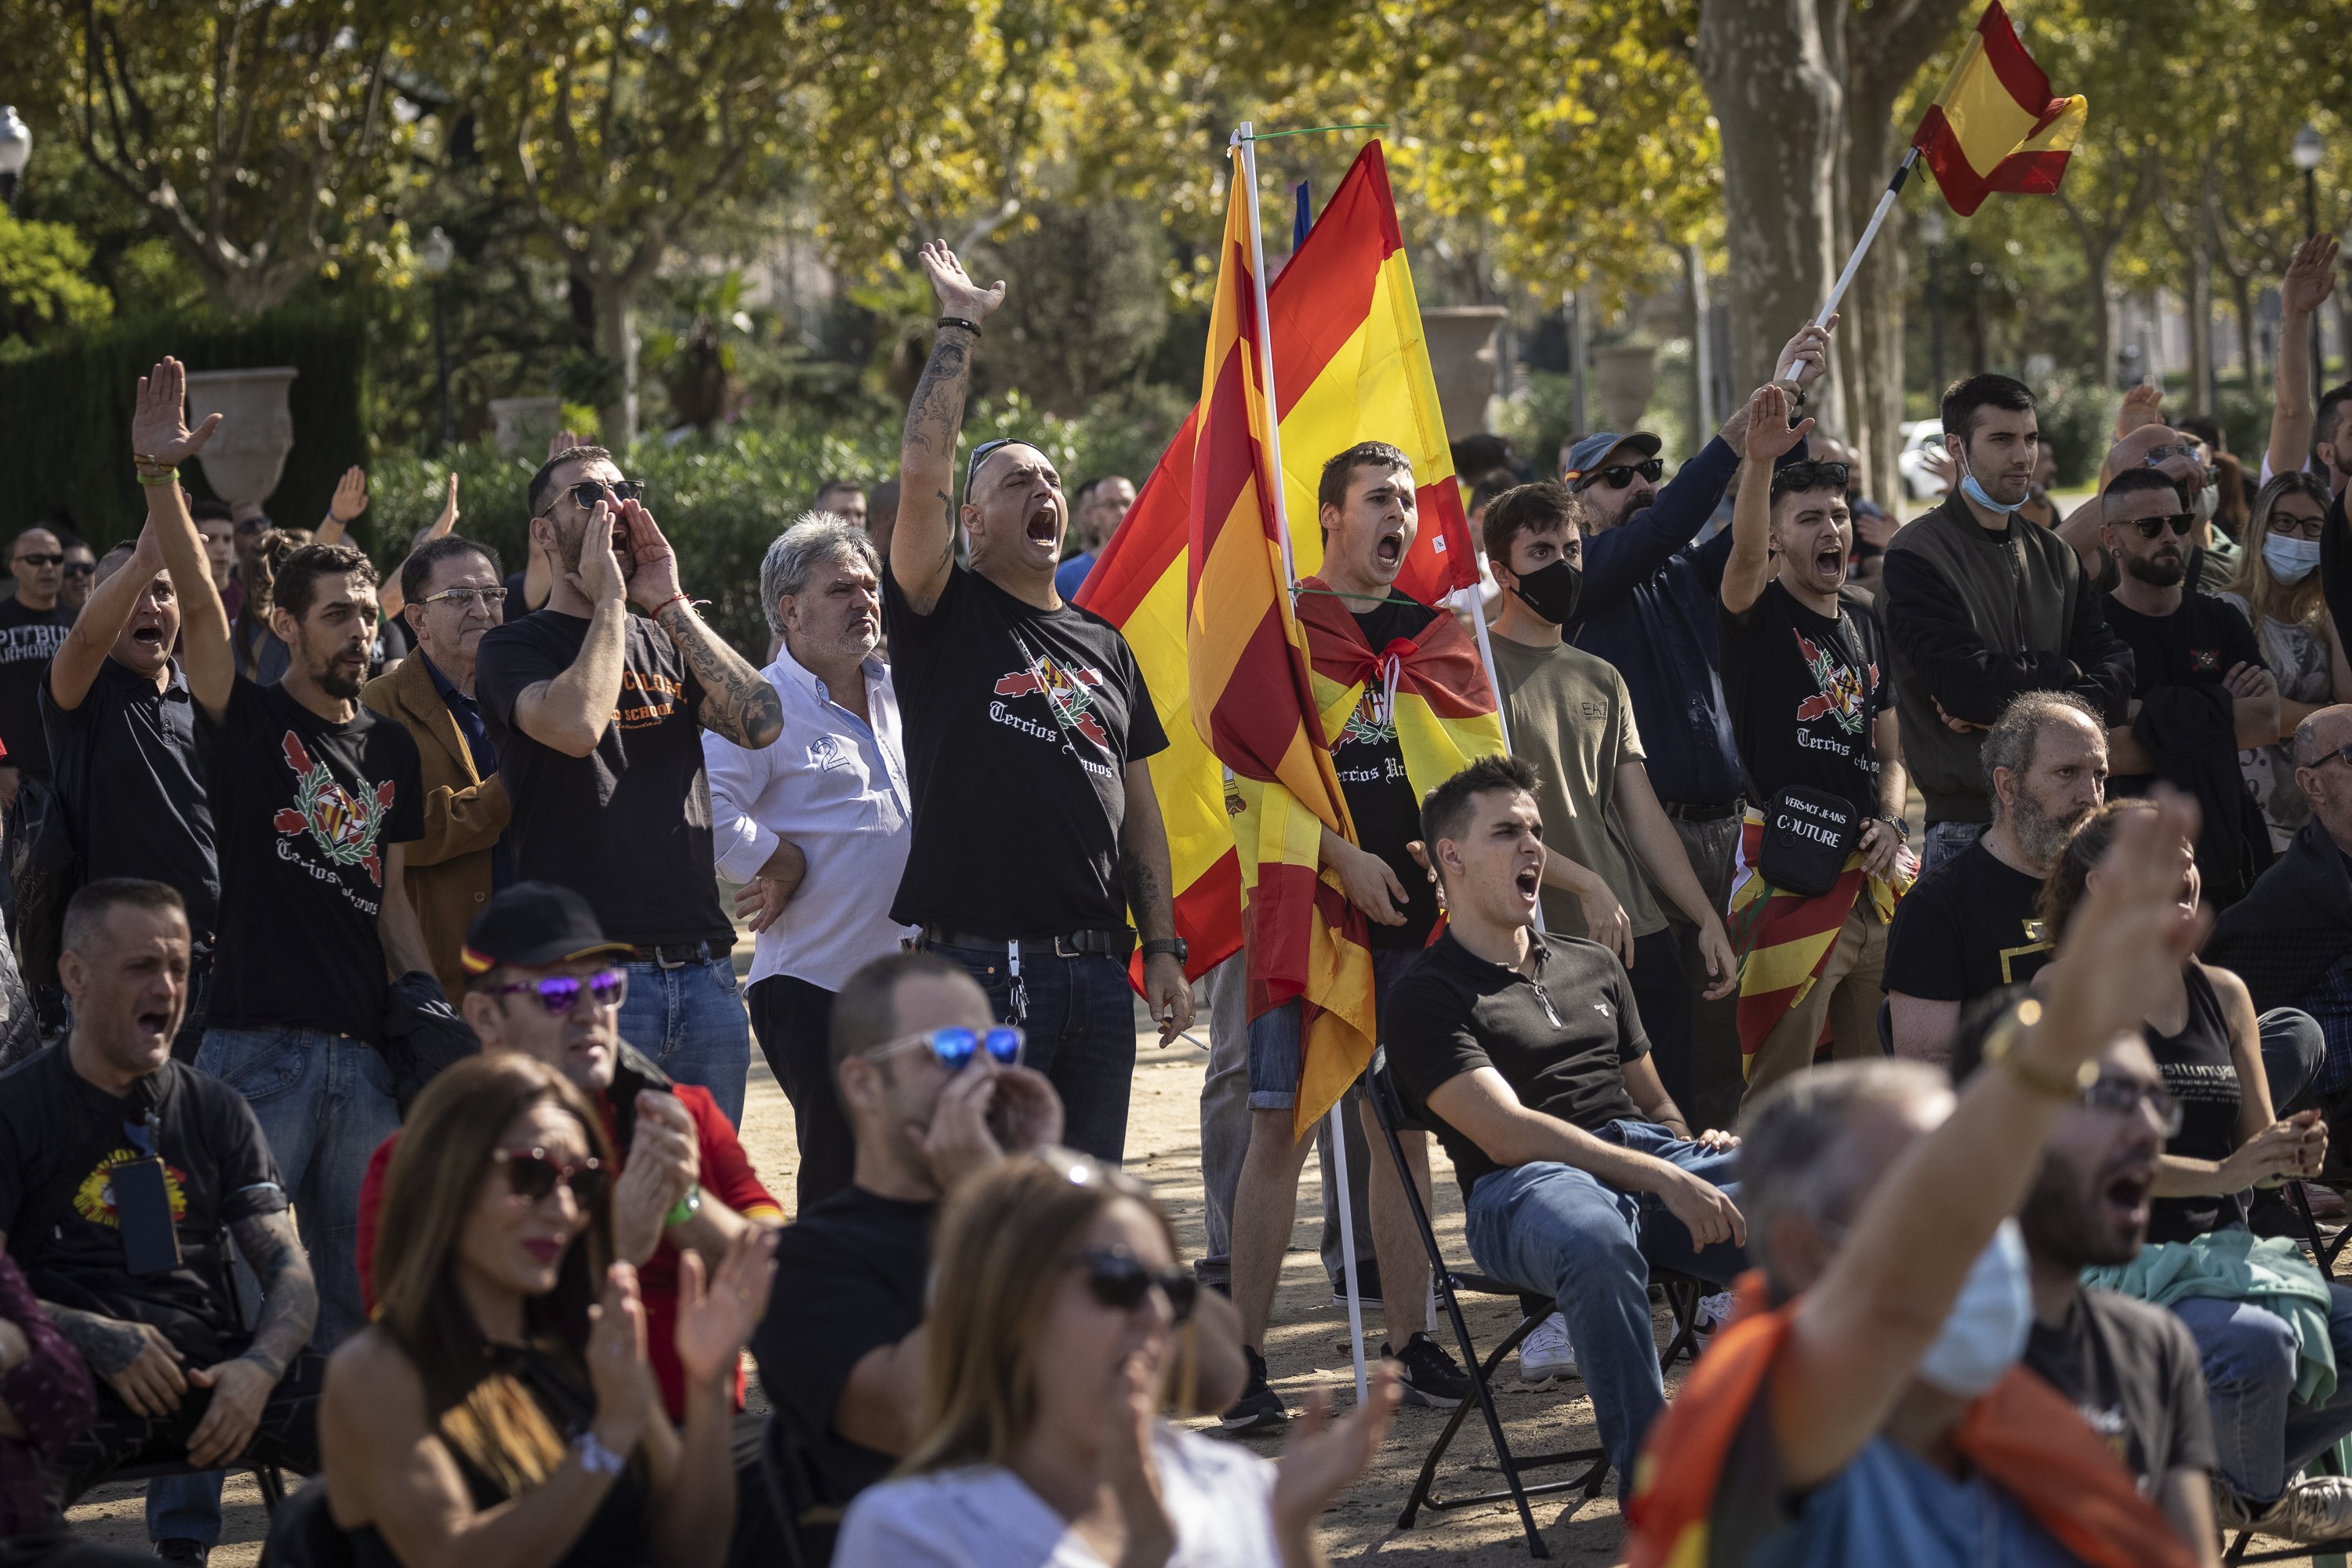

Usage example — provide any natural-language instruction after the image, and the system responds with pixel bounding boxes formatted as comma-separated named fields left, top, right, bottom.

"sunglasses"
left=2081, top=1076, right=2183, bottom=1138
left=480, top=968, right=628, bottom=1015
left=491, top=1146, right=610, bottom=1207
left=2143, top=445, right=2205, bottom=467
left=2126, top=513, right=2196, bottom=539
left=1074, top=1246, right=1198, bottom=1323
left=418, top=586, right=508, bottom=611
left=868, top=1025, right=1024, bottom=1071
left=964, top=436, right=1043, bottom=500
left=550, top=479, right=645, bottom=515
left=1574, top=458, right=1665, bottom=491
left=1770, top=460, right=1852, bottom=499
left=62, top=562, right=94, bottom=578
left=13, top=554, right=62, bottom=568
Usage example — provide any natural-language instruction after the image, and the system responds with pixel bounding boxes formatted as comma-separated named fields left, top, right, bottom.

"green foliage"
left=0, top=303, right=369, bottom=546
left=980, top=200, right=1171, bottom=415
left=2028, top=374, right=2123, bottom=490
left=0, top=216, right=114, bottom=348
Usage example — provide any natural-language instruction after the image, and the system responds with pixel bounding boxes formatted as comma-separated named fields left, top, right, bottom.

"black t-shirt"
left=751, top=1186, right=932, bottom=1509
left=2147, top=965, right=2244, bottom=1243
left=1330, top=601, right=1443, bottom=949
left=0, top=1051, right=285, bottom=1365
left=1882, top=840, right=2053, bottom=1004
left=0, top=599, right=72, bottom=780
left=41, top=658, right=220, bottom=940
left=200, top=677, right=423, bottom=1042
left=474, top=611, right=728, bottom=948
left=2105, top=592, right=2265, bottom=793
left=1720, top=580, right=1886, bottom=812
left=880, top=561, right=1168, bottom=936
left=2023, top=1288, right=2216, bottom=1500
left=1382, top=931, right=1649, bottom=1201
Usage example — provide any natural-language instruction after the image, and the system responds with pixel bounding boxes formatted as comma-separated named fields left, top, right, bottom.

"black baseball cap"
left=461, top=881, right=636, bottom=977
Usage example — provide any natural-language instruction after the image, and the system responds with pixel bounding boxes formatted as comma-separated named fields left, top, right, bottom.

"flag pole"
left=1785, top=147, right=1920, bottom=383
left=1237, top=122, right=1370, bottom=1408
left=1451, top=585, right=1544, bottom=938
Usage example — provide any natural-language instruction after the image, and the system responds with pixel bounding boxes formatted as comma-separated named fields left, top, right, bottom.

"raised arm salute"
left=877, top=240, right=1192, bottom=1166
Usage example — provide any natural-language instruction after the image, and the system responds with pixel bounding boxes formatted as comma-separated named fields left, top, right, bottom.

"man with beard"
left=123, top=359, right=434, bottom=1368
left=475, top=441, right=783, bottom=1127
left=878, top=241, right=1191, bottom=1164
left=2100, top=468, right=2279, bottom=908
left=1886, top=692, right=2108, bottom=1063
left=1882, top=374, right=2135, bottom=876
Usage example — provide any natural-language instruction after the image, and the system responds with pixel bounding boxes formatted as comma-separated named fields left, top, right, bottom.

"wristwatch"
left=1141, top=938, right=1189, bottom=964
left=1875, top=814, right=1911, bottom=842
left=1981, top=998, right=2095, bottom=1099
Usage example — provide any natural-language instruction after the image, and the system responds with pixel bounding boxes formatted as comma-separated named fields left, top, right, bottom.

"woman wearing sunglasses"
left=2219, top=472, right=2351, bottom=849
left=834, top=1149, right=1399, bottom=1567
left=313, top=1054, right=775, bottom=1567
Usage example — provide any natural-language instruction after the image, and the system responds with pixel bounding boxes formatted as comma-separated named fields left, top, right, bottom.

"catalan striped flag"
left=1079, top=140, right=1479, bottom=996
left=1725, top=813, right=1911, bottom=1075
left=1911, top=0, right=2088, bottom=216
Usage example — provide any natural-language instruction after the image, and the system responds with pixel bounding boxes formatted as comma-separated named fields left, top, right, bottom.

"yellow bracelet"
left=135, top=471, right=179, bottom=488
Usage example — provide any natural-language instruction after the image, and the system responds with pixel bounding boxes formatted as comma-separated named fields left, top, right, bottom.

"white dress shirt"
left=705, top=648, right=916, bottom=992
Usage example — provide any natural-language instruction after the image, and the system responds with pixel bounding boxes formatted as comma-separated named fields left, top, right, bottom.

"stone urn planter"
left=1592, top=341, right=1661, bottom=433
left=182, top=368, right=299, bottom=507
left=1419, top=306, right=1509, bottom=437
left=490, top=397, right=564, bottom=454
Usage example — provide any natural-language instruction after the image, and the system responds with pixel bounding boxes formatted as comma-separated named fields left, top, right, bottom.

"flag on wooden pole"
left=1911, top=0, right=2088, bottom=216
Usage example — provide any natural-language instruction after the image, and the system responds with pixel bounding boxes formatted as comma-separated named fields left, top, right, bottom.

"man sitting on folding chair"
left=1383, top=755, right=1748, bottom=1498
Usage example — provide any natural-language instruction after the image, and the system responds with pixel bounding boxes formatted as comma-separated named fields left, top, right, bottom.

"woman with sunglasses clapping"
left=312, top=1054, right=776, bottom=1567
left=834, top=1149, right=1399, bottom=1568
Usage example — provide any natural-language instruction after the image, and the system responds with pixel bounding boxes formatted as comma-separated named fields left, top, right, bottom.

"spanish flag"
left=1079, top=141, right=1479, bottom=997
left=1910, top=1, right=2087, bottom=217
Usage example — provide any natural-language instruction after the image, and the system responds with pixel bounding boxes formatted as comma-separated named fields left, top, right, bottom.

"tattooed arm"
left=42, top=1302, right=192, bottom=1415
left=656, top=600, right=783, bottom=750
left=1120, top=759, right=1195, bottom=1044
left=227, top=1207, right=316, bottom=1381
left=892, top=241, right=1007, bottom=616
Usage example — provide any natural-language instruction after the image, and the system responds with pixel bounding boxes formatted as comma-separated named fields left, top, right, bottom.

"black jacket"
left=2127, top=684, right=2274, bottom=909
left=2206, top=816, right=2352, bottom=1011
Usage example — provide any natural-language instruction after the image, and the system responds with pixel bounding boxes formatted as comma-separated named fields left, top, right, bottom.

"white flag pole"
left=1454, top=584, right=1546, bottom=939
left=1786, top=148, right=1921, bottom=384
left=1236, top=122, right=1369, bottom=1408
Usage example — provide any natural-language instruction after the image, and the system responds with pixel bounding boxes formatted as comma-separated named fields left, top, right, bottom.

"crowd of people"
left=0, top=221, right=2343, bottom=1568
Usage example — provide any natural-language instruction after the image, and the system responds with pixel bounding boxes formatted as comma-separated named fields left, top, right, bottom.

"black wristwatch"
left=1141, top=938, right=1189, bottom=964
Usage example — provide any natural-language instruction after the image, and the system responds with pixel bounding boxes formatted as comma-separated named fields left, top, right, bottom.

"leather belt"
left=633, top=938, right=732, bottom=967
left=1660, top=800, right=1741, bottom=822
left=921, top=925, right=1134, bottom=961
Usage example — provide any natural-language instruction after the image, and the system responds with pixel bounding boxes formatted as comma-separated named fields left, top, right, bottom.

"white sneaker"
left=1694, top=1291, right=1736, bottom=1346
left=1518, top=1312, right=1577, bottom=1385
left=2252, top=1475, right=2352, bottom=1542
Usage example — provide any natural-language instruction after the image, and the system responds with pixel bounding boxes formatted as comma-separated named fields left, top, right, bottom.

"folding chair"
left=1367, top=1048, right=1704, bottom=1559
left=2289, top=1179, right=2352, bottom=1280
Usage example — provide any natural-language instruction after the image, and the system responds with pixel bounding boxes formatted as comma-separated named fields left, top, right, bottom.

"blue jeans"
left=2176, top=1282, right=2352, bottom=1504
left=2262, top=1007, right=2325, bottom=1112
left=934, top=942, right=1138, bottom=1163
left=615, top=956, right=751, bottom=1128
left=1921, top=820, right=1986, bottom=878
left=1463, top=1120, right=1747, bottom=1499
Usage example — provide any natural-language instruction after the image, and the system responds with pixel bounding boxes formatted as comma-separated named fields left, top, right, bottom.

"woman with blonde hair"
left=2220, top=470, right=2350, bottom=848
left=835, top=1149, right=1399, bottom=1567
left=313, top=1054, right=774, bottom=1567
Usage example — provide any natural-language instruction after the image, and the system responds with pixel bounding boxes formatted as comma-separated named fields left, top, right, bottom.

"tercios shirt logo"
left=1791, top=629, right=1876, bottom=735
left=993, top=642, right=1111, bottom=751
left=272, top=731, right=394, bottom=887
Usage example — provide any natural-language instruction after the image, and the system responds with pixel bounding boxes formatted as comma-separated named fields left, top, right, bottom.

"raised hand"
left=1777, top=316, right=1838, bottom=390
left=549, top=429, right=590, bottom=460
left=585, top=1262, right=655, bottom=1450
left=131, top=358, right=223, bottom=469
left=1105, top=1352, right=1176, bottom=1567
left=568, top=501, right=628, bottom=608
left=617, top=499, right=683, bottom=612
left=328, top=466, right=370, bottom=526
left=915, top=239, right=1007, bottom=324
left=2284, top=234, right=2341, bottom=319
left=2114, top=383, right=2164, bottom=440
left=673, top=1228, right=779, bottom=1388
left=1743, top=383, right=1815, bottom=463
left=428, top=473, right=461, bottom=539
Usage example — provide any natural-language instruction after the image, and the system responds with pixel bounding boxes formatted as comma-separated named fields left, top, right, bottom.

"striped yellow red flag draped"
left=1911, top=1, right=2088, bottom=216
left=1078, top=140, right=1479, bottom=998
left=1725, top=814, right=1912, bottom=1074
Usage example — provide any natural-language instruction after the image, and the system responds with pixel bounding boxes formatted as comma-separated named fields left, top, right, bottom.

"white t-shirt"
left=832, top=1423, right=1281, bottom=1567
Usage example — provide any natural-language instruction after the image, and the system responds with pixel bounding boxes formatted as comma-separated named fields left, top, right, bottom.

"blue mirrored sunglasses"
left=871, top=1025, right=1023, bottom=1071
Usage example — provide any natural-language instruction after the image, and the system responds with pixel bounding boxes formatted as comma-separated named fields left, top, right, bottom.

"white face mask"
left=1915, top=1219, right=2034, bottom=1397
left=2263, top=533, right=2322, bottom=584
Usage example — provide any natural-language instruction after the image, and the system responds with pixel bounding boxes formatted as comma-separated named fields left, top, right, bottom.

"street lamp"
left=2294, top=124, right=2325, bottom=405
left=419, top=227, right=456, bottom=452
left=1919, top=205, right=1947, bottom=397
left=0, top=107, right=31, bottom=216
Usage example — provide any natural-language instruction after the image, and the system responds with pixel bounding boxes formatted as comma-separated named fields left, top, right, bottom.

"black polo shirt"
left=1381, top=929, right=1649, bottom=1201
left=40, top=657, right=219, bottom=941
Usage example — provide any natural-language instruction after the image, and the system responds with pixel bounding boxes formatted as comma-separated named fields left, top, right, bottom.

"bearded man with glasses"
left=2099, top=467, right=2279, bottom=908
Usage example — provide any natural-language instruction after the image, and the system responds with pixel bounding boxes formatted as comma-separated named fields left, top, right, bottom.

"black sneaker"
left=1384, top=1331, right=1468, bottom=1409
left=1329, top=1259, right=1383, bottom=1308
left=1220, top=1345, right=1288, bottom=1432
left=154, top=1542, right=209, bottom=1567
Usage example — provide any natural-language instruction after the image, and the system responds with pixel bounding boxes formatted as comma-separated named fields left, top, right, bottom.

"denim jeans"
left=933, top=942, right=1138, bottom=1163
left=615, top=956, right=751, bottom=1128
left=1920, top=820, right=1987, bottom=878
left=1462, top=1120, right=1747, bottom=1498
left=2175, top=1282, right=2352, bottom=1504
left=2261, top=1007, right=2325, bottom=1113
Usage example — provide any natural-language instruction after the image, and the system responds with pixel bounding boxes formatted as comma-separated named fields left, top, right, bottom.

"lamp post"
left=2294, top=124, right=2325, bottom=405
left=1919, top=205, right=1947, bottom=397
left=420, top=227, right=456, bottom=452
left=0, top=107, right=31, bottom=216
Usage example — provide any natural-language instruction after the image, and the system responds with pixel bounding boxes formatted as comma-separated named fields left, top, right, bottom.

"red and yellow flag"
left=1080, top=140, right=1479, bottom=997
left=1911, top=1, right=2088, bottom=216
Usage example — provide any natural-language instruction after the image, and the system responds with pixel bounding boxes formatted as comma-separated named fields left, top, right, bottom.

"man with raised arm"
left=473, top=442, right=784, bottom=1127
left=879, top=240, right=1192, bottom=1163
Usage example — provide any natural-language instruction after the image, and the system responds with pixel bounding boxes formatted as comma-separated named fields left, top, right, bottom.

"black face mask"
left=1509, top=558, right=1582, bottom=625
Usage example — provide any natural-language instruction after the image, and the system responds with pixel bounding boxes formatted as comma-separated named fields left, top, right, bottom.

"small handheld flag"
left=1911, top=0, right=2088, bottom=216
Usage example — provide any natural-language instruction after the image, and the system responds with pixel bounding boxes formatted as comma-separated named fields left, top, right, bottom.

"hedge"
left=0, top=303, right=369, bottom=550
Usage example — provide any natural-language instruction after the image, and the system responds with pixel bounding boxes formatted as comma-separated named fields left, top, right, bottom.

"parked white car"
left=1896, top=419, right=1951, bottom=501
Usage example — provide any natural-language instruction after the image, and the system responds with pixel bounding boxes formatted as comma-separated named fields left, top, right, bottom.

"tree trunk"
left=2231, top=272, right=2257, bottom=387
left=1697, top=0, right=1845, bottom=417
left=594, top=282, right=640, bottom=446
left=1835, top=93, right=1910, bottom=509
left=2082, top=243, right=2114, bottom=385
left=2186, top=237, right=2215, bottom=416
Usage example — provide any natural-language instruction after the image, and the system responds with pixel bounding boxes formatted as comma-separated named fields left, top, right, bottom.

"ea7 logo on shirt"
left=1791, top=630, right=1876, bottom=735
left=1592, top=1001, right=1613, bottom=1018
left=272, top=732, right=393, bottom=887
left=992, top=648, right=1111, bottom=750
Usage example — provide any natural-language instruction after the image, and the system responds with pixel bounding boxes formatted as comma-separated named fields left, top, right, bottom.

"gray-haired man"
left=706, top=514, right=916, bottom=1207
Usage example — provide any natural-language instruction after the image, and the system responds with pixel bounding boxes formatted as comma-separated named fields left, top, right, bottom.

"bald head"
left=2296, top=705, right=2352, bottom=855
left=2101, top=424, right=2205, bottom=502
left=2296, top=706, right=2352, bottom=769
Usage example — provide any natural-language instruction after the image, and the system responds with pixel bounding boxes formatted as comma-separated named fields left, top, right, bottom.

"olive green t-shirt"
left=1486, top=634, right=1668, bottom=940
